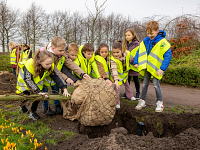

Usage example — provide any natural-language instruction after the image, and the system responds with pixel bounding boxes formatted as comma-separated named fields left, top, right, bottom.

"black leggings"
left=22, top=91, right=40, bottom=112
left=128, top=76, right=140, bottom=93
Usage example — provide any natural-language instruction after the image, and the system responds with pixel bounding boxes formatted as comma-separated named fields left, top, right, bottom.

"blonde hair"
left=9, top=42, right=16, bottom=49
left=146, top=21, right=159, bottom=33
left=122, top=28, right=140, bottom=50
left=33, top=48, right=53, bottom=78
left=68, top=43, right=79, bottom=53
left=51, top=36, right=66, bottom=48
left=82, top=43, right=94, bottom=53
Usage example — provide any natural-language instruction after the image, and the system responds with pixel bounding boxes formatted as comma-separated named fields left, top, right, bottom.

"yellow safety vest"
left=109, top=51, right=130, bottom=86
left=91, top=55, right=110, bottom=79
left=138, top=38, right=171, bottom=80
left=10, top=48, right=18, bottom=65
left=43, top=56, right=65, bottom=87
left=16, top=58, right=54, bottom=94
left=22, top=49, right=33, bottom=62
left=74, top=45, right=100, bottom=79
left=129, top=46, right=139, bottom=72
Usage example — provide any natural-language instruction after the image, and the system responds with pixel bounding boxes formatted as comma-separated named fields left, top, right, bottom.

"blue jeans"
left=42, top=85, right=61, bottom=109
left=141, top=70, right=163, bottom=101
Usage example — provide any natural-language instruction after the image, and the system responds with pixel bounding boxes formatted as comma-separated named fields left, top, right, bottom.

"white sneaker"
left=131, top=96, right=136, bottom=101
left=116, top=104, right=120, bottom=109
left=135, top=99, right=146, bottom=110
left=155, top=101, right=164, bottom=112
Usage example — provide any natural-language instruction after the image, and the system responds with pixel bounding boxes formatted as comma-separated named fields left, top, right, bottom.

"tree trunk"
left=0, top=94, right=71, bottom=101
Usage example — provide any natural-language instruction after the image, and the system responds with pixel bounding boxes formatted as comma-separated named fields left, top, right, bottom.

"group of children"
left=10, top=20, right=172, bottom=120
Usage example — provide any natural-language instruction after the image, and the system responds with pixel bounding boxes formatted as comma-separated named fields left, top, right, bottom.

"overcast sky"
left=6, top=0, right=200, bottom=20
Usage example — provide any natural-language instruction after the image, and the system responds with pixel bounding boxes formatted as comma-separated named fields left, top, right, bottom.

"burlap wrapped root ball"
left=71, top=78, right=118, bottom=126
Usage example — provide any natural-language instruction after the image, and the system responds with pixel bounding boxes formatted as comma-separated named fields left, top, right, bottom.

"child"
left=74, top=43, right=101, bottom=79
left=62, top=43, right=81, bottom=82
left=9, top=42, right=21, bottom=76
left=133, top=21, right=172, bottom=112
left=16, top=48, right=69, bottom=120
left=66, top=43, right=78, bottom=61
left=94, top=42, right=118, bottom=87
left=122, top=28, right=140, bottom=99
left=44, top=37, right=89, bottom=115
left=111, top=40, right=136, bottom=108
left=21, top=43, right=33, bottom=61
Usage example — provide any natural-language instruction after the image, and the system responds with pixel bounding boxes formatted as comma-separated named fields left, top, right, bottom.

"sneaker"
left=44, top=107, right=56, bottom=116
left=135, top=99, right=146, bottom=110
left=55, top=104, right=63, bottom=114
left=136, top=92, right=140, bottom=99
left=116, top=104, right=120, bottom=109
left=29, top=112, right=40, bottom=120
left=131, top=96, right=136, bottom=101
left=122, top=93, right=127, bottom=98
left=155, top=101, right=164, bottom=112
left=19, top=105, right=28, bottom=113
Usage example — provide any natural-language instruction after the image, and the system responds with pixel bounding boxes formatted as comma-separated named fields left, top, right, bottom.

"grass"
left=0, top=55, right=11, bottom=72
left=0, top=103, right=75, bottom=150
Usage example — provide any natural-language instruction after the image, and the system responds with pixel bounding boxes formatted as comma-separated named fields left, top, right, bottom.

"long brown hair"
left=122, top=28, right=140, bottom=50
left=33, top=48, right=53, bottom=78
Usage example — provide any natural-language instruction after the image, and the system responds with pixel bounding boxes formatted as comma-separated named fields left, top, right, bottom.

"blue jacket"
left=133, top=30, right=172, bottom=71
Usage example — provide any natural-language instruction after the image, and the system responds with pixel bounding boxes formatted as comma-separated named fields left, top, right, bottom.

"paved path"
left=120, top=81, right=200, bottom=108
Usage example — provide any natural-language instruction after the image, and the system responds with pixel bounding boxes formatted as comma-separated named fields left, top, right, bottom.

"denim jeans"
left=42, top=85, right=61, bottom=109
left=141, top=70, right=163, bottom=101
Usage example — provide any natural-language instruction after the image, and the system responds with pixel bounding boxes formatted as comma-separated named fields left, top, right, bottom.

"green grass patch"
left=0, top=55, right=12, bottom=72
left=0, top=103, right=75, bottom=150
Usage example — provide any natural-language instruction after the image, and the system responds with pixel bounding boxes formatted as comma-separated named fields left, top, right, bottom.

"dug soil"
left=0, top=71, right=200, bottom=150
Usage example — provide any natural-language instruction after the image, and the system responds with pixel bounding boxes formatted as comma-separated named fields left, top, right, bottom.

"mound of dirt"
left=0, top=71, right=17, bottom=94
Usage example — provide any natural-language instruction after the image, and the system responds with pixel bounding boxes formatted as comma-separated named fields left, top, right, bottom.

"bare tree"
left=85, top=0, right=107, bottom=44
left=26, top=2, right=46, bottom=53
left=0, top=1, right=19, bottom=52
left=62, top=11, right=72, bottom=43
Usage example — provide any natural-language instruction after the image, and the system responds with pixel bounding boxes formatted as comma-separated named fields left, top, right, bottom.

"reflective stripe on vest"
left=22, top=50, right=33, bottom=61
left=92, top=55, right=110, bottom=79
left=109, top=52, right=130, bottom=85
left=130, top=46, right=139, bottom=72
left=138, top=38, right=171, bottom=80
left=16, top=58, right=54, bottom=94
left=74, top=45, right=101, bottom=79
left=43, top=56, right=65, bottom=87
left=10, top=49, right=17, bottom=65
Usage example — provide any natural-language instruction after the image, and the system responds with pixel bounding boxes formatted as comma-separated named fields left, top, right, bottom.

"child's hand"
left=66, top=78, right=74, bottom=85
left=63, top=88, right=71, bottom=97
left=105, top=79, right=113, bottom=87
left=134, top=64, right=138, bottom=68
left=38, top=92, right=49, bottom=98
left=99, top=78, right=104, bottom=80
left=156, top=69, right=164, bottom=76
left=114, top=80, right=120, bottom=90
left=83, top=74, right=90, bottom=79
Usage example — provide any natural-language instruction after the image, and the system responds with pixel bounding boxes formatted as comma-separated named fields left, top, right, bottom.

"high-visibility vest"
left=74, top=45, right=100, bottom=79
left=138, top=38, right=171, bottom=80
left=16, top=58, right=54, bottom=94
left=109, top=51, right=130, bottom=86
left=43, top=56, right=65, bottom=87
left=10, top=48, right=18, bottom=65
left=22, top=49, right=33, bottom=62
left=91, top=55, right=110, bottom=79
left=129, top=46, right=139, bottom=72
